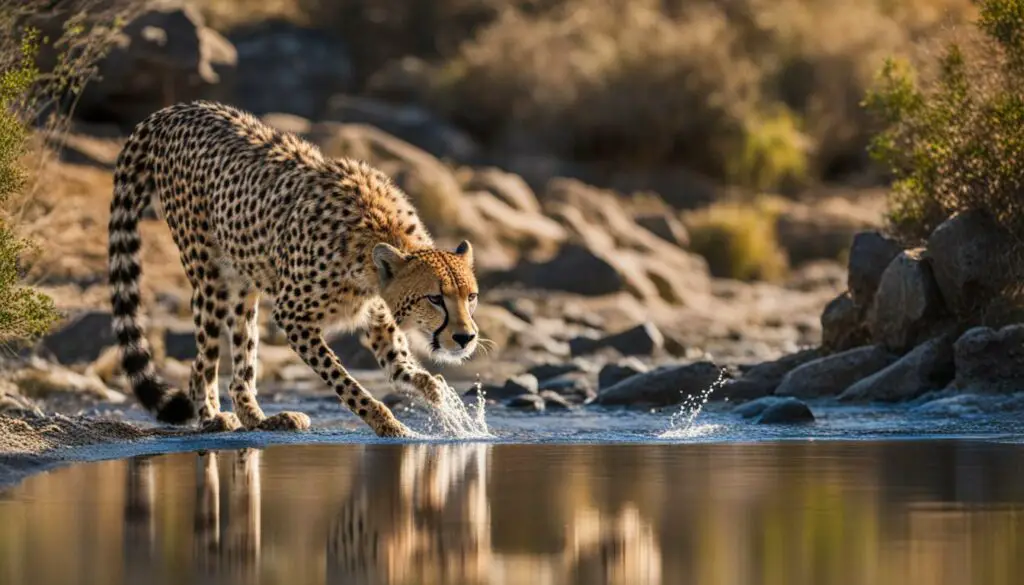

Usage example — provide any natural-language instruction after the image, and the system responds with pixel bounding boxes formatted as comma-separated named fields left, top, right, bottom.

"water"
left=3, top=439, right=1024, bottom=585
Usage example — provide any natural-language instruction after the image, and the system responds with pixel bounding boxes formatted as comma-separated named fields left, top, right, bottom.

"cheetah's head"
left=372, top=240, right=480, bottom=364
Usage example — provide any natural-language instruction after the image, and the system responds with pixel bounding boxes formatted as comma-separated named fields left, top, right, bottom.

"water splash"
left=658, top=368, right=728, bottom=439
left=415, top=376, right=492, bottom=440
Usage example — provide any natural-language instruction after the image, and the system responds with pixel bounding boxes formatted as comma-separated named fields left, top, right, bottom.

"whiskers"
left=475, top=336, right=497, bottom=357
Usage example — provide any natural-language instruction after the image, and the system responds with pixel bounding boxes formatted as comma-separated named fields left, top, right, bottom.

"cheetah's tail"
left=108, top=145, right=195, bottom=425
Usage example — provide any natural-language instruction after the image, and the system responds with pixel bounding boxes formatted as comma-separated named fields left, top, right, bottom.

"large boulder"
left=737, top=396, right=815, bottom=424
left=838, top=335, right=955, bottom=402
left=927, top=210, right=1015, bottom=319
left=39, top=311, right=115, bottom=365
left=775, top=345, right=898, bottom=399
left=718, top=348, right=822, bottom=402
left=846, top=231, right=902, bottom=309
left=48, top=1, right=236, bottom=128
left=954, top=324, right=1024, bottom=393
left=595, top=361, right=722, bottom=408
left=463, top=168, right=543, bottom=215
left=466, top=191, right=566, bottom=259
left=867, top=248, right=948, bottom=353
left=820, top=292, right=868, bottom=353
left=491, top=242, right=625, bottom=296
left=228, top=21, right=353, bottom=120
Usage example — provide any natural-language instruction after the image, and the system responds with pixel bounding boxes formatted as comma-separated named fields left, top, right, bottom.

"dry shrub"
left=683, top=196, right=789, bottom=283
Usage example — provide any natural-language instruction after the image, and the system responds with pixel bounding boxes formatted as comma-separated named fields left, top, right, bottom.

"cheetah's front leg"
left=364, top=300, right=447, bottom=406
left=274, top=308, right=413, bottom=438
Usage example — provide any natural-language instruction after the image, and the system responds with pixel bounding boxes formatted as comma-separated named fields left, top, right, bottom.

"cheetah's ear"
left=454, top=239, right=474, bottom=267
left=372, top=243, right=409, bottom=287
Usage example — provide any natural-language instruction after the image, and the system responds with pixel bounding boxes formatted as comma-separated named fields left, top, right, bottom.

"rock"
left=326, top=332, right=378, bottom=370
left=503, top=374, right=539, bottom=396
left=14, top=362, right=124, bottom=403
left=912, top=392, right=1024, bottom=416
left=635, top=213, right=690, bottom=248
left=718, top=348, right=822, bottom=402
left=506, top=393, right=546, bottom=412
left=382, top=393, right=410, bottom=410
left=467, top=191, right=567, bottom=258
left=954, top=325, right=1024, bottom=393
left=867, top=248, right=947, bottom=353
left=847, top=231, right=902, bottom=308
left=464, top=167, right=543, bottom=215
left=539, top=390, right=573, bottom=410
left=161, top=320, right=198, bottom=362
left=570, top=323, right=664, bottom=357
left=838, top=335, right=955, bottom=402
left=53, top=1, right=236, bottom=128
left=820, top=292, right=868, bottom=353
left=775, top=345, right=898, bottom=399
left=495, top=242, right=625, bottom=296
left=756, top=398, right=815, bottom=424
left=324, top=95, right=479, bottom=162
left=927, top=210, right=1014, bottom=319
left=598, top=358, right=649, bottom=389
left=734, top=396, right=784, bottom=419
left=229, top=21, right=353, bottom=120
left=527, top=362, right=584, bottom=382
left=595, top=361, right=722, bottom=408
left=539, top=374, right=596, bottom=404
left=39, top=311, right=115, bottom=365
left=497, top=298, right=537, bottom=324
left=775, top=197, right=883, bottom=267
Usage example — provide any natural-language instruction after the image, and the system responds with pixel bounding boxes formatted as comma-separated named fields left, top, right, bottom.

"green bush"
left=683, top=196, right=789, bottom=283
left=0, top=30, right=57, bottom=343
left=865, top=0, right=1024, bottom=243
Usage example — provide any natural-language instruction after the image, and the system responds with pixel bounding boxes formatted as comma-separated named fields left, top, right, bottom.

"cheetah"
left=108, top=100, right=480, bottom=438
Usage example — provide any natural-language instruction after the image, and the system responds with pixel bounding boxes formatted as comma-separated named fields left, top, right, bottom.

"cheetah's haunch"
left=108, top=101, right=480, bottom=438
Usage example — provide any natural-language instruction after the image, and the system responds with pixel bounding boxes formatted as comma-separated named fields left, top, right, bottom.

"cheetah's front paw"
left=409, top=371, right=448, bottom=405
left=374, top=416, right=415, bottom=438
left=256, top=411, right=311, bottom=431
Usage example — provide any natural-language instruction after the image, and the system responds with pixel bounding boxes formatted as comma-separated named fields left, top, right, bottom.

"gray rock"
left=163, top=322, right=198, bottom=362
left=326, top=332, right=378, bottom=370
left=821, top=292, right=868, bottom=353
left=775, top=345, right=898, bottom=399
left=839, top=335, right=955, bottom=402
left=847, top=231, right=902, bottom=308
left=539, top=390, right=573, bottom=410
left=927, top=210, right=1014, bottom=319
left=382, top=393, right=410, bottom=410
left=539, top=374, right=596, bottom=404
left=61, top=1, right=236, bottom=128
left=571, top=323, right=664, bottom=357
left=498, top=243, right=625, bottom=296
left=595, top=361, right=722, bottom=407
left=756, top=398, right=815, bottom=424
left=868, top=248, right=947, bottom=353
left=506, top=393, right=546, bottom=411
left=734, top=396, right=786, bottom=419
left=954, top=324, right=1024, bottom=393
left=635, top=213, right=690, bottom=248
left=718, top=349, right=822, bottom=402
left=527, top=362, right=584, bottom=382
left=39, top=311, right=115, bottom=365
left=324, top=95, right=479, bottom=162
left=503, top=374, right=540, bottom=396
left=497, top=298, right=537, bottom=324
left=598, top=358, right=649, bottom=389
left=230, top=21, right=353, bottom=120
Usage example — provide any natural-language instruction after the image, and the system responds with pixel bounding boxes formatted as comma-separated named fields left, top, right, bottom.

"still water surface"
left=2, top=439, right=1024, bottom=585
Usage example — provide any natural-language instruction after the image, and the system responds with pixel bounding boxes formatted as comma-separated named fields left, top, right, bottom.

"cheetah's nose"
left=452, top=333, right=476, bottom=348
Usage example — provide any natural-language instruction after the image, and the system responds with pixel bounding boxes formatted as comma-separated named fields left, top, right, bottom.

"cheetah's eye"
left=426, top=294, right=443, bottom=306
left=467, top=293, right=478, bottom=303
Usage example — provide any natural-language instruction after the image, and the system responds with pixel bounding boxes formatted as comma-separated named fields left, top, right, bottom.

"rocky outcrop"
left=954, top=325, right=1024, bottom=393
left=838, top=335, right=955, bottom=402
left=927, top=210, right=1014, bottom=319
left=39, top=311, right=115, bottom=365
left=775, top=345, right=897, bottom=399
left=598, top=358, right=649, bottom=390
left=55, top=1, right=236, bottom=128
left=595, top=361, right=721, bottom=407
left=867, top=248, right=947, bottom=353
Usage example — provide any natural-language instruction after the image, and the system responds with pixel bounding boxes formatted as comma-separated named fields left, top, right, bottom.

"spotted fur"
left=108, top=100, right=479, bottom=437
